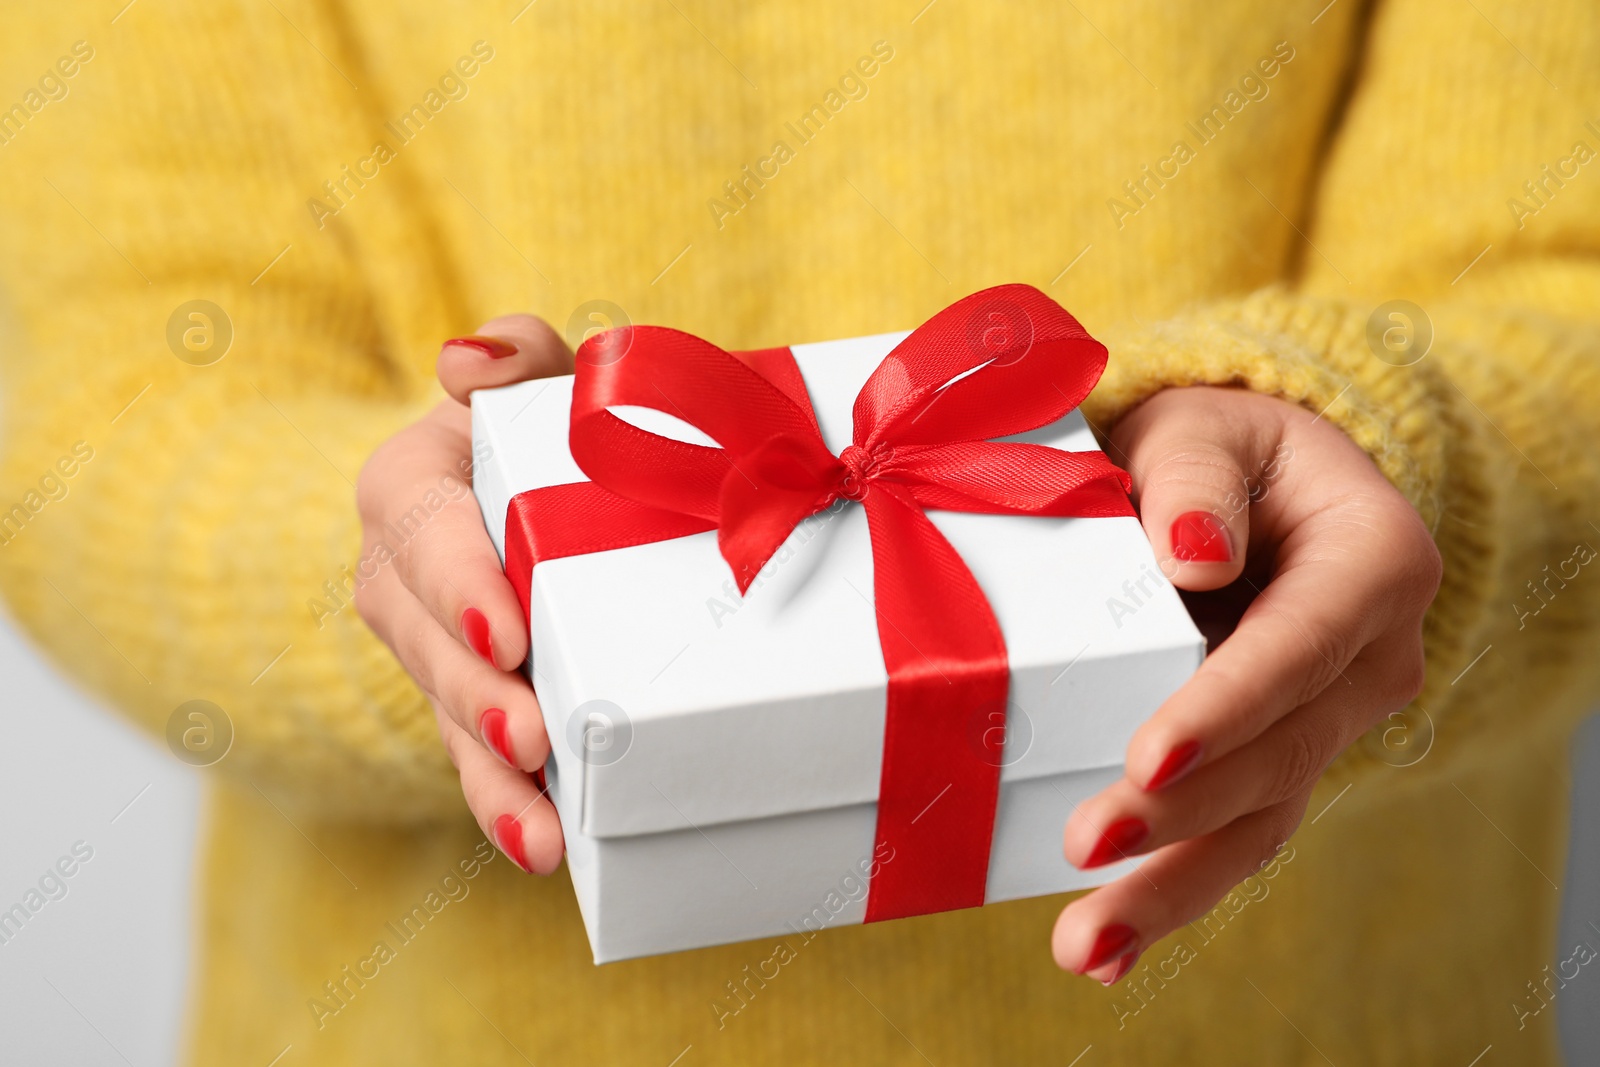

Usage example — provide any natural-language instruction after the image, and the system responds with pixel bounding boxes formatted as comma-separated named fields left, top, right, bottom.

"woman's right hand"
left=355, top=315, right=575, bottom=875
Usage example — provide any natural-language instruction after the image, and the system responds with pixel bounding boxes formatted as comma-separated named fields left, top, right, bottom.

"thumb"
left=437, top=313, right=574, bottom=406
left=1108, top=388, right=1259, bottom=592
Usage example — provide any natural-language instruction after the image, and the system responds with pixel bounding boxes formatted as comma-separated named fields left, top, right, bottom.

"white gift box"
left=473, top=328, right=1204, bottom=963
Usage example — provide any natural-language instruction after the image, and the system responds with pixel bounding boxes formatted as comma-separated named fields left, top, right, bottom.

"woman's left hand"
left=1051, top=385, right=1441, bottom=984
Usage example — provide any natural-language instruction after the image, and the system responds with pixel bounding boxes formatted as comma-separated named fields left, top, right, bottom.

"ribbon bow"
left=505, top=284, right=1133, bottom=921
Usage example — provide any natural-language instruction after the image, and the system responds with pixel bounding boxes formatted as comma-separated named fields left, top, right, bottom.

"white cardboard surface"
left=473, top=329, right=1204, bottom=961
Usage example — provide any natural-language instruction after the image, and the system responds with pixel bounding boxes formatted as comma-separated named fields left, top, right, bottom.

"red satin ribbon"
left=505, top=284, right=1133, bottom=922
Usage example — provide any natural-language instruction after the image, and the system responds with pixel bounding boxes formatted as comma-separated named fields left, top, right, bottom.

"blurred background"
left=2, top=603, right=1599, bottom=1063
left=0, top=611, right=198, bottom=1065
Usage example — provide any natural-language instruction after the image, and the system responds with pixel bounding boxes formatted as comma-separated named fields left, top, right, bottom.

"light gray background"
left=0, top=610, right=198, bottom=1066
left=0, top=607, right=1596, bottom=1064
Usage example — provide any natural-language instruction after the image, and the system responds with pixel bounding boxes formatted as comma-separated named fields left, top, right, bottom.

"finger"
left=1123, top=492, right=1431, bottom=792
left=1120, top=398, right=1439, bottom=792
left=1110, top=387, right=1276, bottom=591
left=438, top=710, right=563, bottom=875
left=1065, top=640, right=1417, bottom=868
left=1051, top=793, right=1308, bottom=975
left=359, top=570, right=550, bottom=773
left=359, top=408, right=531, bottom=672
left=393, top=491, right=532, bottom=673
left=438, top=314, right=574, bottom=405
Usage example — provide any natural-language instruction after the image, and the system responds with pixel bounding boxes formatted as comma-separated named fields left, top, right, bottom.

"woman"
left=1, top=1, right=1595, bottom=1063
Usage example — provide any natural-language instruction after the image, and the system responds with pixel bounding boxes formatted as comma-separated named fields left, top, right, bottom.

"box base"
left=557, top=761, right=1142, bottom=963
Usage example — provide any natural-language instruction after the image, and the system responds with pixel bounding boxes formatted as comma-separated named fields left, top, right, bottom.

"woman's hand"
left=355, top=315, right=574, bottom=875
left=1052, top=386, right=1441, bottom=983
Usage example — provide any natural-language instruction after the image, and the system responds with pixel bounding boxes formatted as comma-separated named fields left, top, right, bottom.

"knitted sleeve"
left=0, top=6, right=460, bottom=820
left=1083, top=0, right=1600, bottom=779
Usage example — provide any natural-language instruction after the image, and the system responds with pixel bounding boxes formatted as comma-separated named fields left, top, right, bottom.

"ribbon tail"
left=859, top=485, right=1010, bottom=922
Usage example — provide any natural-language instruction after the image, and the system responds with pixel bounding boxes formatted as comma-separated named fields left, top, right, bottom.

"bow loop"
left=853, top=284, right=1109, bottom=451
left=568, top=325, right=821, bottom=520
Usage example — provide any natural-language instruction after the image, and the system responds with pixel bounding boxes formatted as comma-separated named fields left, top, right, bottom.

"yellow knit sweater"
left=3, top=2, right=1598, bottom=1063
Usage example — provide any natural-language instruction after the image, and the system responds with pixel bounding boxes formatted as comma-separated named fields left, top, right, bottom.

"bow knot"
left=836, top=443, right=883, bottom=502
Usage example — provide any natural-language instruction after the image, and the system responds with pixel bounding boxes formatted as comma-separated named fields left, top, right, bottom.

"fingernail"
left=1170, top=511, right=1232, bottom=563
left=1079, top=923, right=1139, bottom=973
left=1100, top=952, right=1140, bottom=986
left=493, top=814, right=533, bottom=873
left=444, top=335, right=519, bottom=359
left=479, top=708, right=515, bottom=768
left=461, top=607, right=494, bottom=665
left=1145, top=739, right=1203, bottom=791
left=1083, top=816, right=1150, bottom=869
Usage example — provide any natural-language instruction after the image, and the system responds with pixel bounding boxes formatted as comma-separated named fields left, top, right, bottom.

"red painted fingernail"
left=1145, top=739, right=1203, bottom=791
left=444, top=335, right=519, bottom=359
left=1079, top=923, right=1139, bottom=973
left=1083, top=817, right=1150, bottom=869
left=1100, top=952, right=1140, bottom=986
left=1170, top=511, right=1232, bottom=563
left=461, top=607, right=494, bottom=665
left=493, top=814, right=532, bottom=873
left=479, top=708, right=515, bottom=768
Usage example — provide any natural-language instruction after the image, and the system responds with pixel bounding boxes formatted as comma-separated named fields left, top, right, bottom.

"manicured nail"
left=1170, top=511, right=1232, bottom=563
left=1145, top=739, right=1203, bottom=791
left=444, top=335, right=519, bottom=359
left=493, top=814, right=532, bottom=873
left=1079, top=923, right=1139, bottom=973
left=1083, top=817, right=1150, bottom=869
left=479, top=708, right=515, bottom=767
left=461, top=607, right=494, bottom=665
left=1100, top=952, right=1140, bottom=986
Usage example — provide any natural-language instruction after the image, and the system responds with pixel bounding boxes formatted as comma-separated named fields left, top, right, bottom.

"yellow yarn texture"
left=1, top=3, right=1597, bottom=1063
